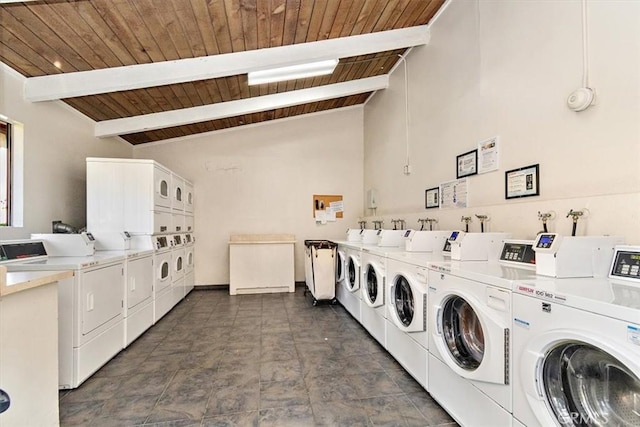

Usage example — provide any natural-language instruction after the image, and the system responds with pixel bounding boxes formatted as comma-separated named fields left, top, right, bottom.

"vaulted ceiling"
left=0, top=0, right=447, bottom=145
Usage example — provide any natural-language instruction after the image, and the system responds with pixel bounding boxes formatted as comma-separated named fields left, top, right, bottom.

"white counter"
left=0, top=266, right=72, bottom=426
left=229, top=234, right=295, bottom=295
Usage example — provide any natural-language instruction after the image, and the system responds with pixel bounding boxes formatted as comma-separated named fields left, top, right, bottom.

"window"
left=0, top=120, right=11, bottom=225
left=0, top=117, right=23, bottom=227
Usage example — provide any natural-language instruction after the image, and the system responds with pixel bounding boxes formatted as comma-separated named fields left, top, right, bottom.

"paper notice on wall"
left=478, top=136, right=499, bottom=174
left=329, top=200, right=344, bottom=212
left=440, top=178, right=468, bottom=209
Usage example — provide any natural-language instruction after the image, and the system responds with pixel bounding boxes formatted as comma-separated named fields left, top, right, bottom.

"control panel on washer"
left=610, top=246, right=640, bottom=281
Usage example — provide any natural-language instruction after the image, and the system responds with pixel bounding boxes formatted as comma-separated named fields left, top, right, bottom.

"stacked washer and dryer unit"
left=86, top=158, right=195, bottom=325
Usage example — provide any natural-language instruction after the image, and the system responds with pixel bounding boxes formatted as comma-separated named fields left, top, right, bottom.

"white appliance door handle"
left=130, top=277, right=136, bottom=292
left=87, top=292, right=94, bottom=311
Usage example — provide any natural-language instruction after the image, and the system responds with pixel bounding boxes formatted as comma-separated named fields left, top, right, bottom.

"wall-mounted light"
left=247, top=59, right=339, bottom=85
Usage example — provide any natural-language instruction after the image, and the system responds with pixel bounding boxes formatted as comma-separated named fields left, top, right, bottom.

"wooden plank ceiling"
left=0, top=0, right=446, bottom=145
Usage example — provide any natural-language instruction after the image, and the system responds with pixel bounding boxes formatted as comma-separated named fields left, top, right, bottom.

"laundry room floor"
left=59, top=287, right=458, bottom=426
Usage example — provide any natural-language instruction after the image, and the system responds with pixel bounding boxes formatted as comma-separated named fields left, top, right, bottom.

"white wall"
left=135, top=107, right=364, bottom=285
left=0, top=65, right=132, bottom=240
left=364, top=0, right=640, bottom=242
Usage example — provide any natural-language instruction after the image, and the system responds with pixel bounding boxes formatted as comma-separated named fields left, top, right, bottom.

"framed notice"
left=425, top=187, right=439, bottom=209
left=505, top=164, right=540, bottom=199
left=456, top=149, right=478, bottom=179
left=478, top=136, right=499, bottom=174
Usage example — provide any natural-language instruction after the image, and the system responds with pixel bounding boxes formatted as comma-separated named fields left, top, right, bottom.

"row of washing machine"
left=334, top=228, right=640, bottom=427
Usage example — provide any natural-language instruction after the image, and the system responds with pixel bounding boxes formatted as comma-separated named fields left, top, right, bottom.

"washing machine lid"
left=514, top=277, right=640, bottom=323
left=387, top=251, right=449, bottom=267
left=362, top=246, right=406, bottom=257
left=542, top=341, right=640, bottom=426
left=438, top=260, right=538, bottom=290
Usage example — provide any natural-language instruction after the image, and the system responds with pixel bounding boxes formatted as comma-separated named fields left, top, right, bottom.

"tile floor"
left=59, top=287, right=458, bottom=426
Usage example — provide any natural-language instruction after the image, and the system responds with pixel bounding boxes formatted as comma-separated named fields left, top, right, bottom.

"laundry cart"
left=304, top=240, right=338, bottom=305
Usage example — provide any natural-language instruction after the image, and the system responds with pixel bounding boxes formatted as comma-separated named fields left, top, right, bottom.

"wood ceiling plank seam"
left=61, top=98, right=105, bottom=122
left=101, top=91, right=154, bottom=119
left=367, top=0, right=402, bottom=33
left=224, top=75, right=243, bottom=102
left=143, top=86, right=179, bottom=114
left=166, top=81, right=197, bottom=110
left=127, top=0, right=180, bottom=61
left=358, top=0, right=389, bottom=34
left=378, top=0, right=413, bottom=31
left=337, top=0, right=365, bottom=38
left=223, top=0, right=245, bottom=53
left=394, top=1, right=430, bottom=28
left=326, top=0, right=352, bottom=40
left=168, top=0, right=208, bottom=58
left=361, top=53, right=389, bottom=79
left=316, top=0, right=341, bottom=41
left=193, top=79, right=223, bottom=107
left=239, top=0, right=258, bottom=51
left=410, top=0, right=436, bottom=25
left=90, top=0, right=156, bottom=64
left=302, top=0, right=326, bottom=43
left=73, top=1, right=139, bottom=67
left=206, top=1, right=235, bottom=103
left=2, top=7, right=79, bottom=73
left=0, top=37, right=51, bottom=76
left=349, top=0, right=378, bottom=36
left=255, top=0, right=271, bottom=50
left=37, top=2, right=119, bottom=69
left=13, top=4, right=95, bottom=72
left=269, top=0, right=286, bottom=47
left=293, top=0, right=313, bottom=44
left=281, top=0, right=301, bottom=46
left=188, top=0, right=221, bottom=56
left=417, top=0, right=446, bottom=25
left=66, top=95, right=124, bottom=121
left=180, top=81, right=209, bottom=109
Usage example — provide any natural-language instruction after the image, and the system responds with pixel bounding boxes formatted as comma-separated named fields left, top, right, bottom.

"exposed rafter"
left=95, top=76, right=389, bottom=138
left=25, top=26, right=429, bottom=102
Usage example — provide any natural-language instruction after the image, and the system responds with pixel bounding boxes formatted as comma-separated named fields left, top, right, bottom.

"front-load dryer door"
left=434, top=288, right=510, bottom=385
left=541, top=342, right=640, bottom=427
left=389, top=272, right=426, bottom=332
left=363, top=262, right=385, bottom=308
left=336, top=250, right=346, bottom=282
left=347, top=255, right=360, bottom=292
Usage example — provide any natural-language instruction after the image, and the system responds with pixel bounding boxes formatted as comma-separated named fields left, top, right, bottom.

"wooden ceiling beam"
left=25, top=25, right=428, bottom=102
left=94, top=75, right=388, bottom=138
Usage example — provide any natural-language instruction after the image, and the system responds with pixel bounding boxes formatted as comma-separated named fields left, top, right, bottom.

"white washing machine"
left=512, top=245, right=640, bottom=427
left=342, top=243, right=363, bottom=323
left=335, top=243, right=348, bottom=305
left=385, top=251, right=448, bottom=390
left=426, top=240, right=539, bottom=427
left=360, top=246, right=406, bottom=348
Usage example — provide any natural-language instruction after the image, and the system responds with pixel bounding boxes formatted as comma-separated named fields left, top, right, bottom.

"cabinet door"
left=81, top=264, right=124, bottom=336
left=127, top=255, right=153, bottom=309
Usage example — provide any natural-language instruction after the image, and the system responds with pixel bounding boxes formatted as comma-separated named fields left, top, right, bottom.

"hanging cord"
left=397, top=53, right=410, bottom=174
left=581, top=0, right=590, bottom=88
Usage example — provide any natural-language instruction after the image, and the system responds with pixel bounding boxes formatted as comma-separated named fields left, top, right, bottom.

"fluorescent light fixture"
left=248, top=59, right=339, bottom=85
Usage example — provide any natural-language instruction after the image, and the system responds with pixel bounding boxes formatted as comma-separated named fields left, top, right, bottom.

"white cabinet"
left=87, top=158, right=191, bottom=234
left=0, top=271, right=64, bottom=427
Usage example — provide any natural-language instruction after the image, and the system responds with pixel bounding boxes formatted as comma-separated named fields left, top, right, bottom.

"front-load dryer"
left=512, top=245, right=640, bottom=427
